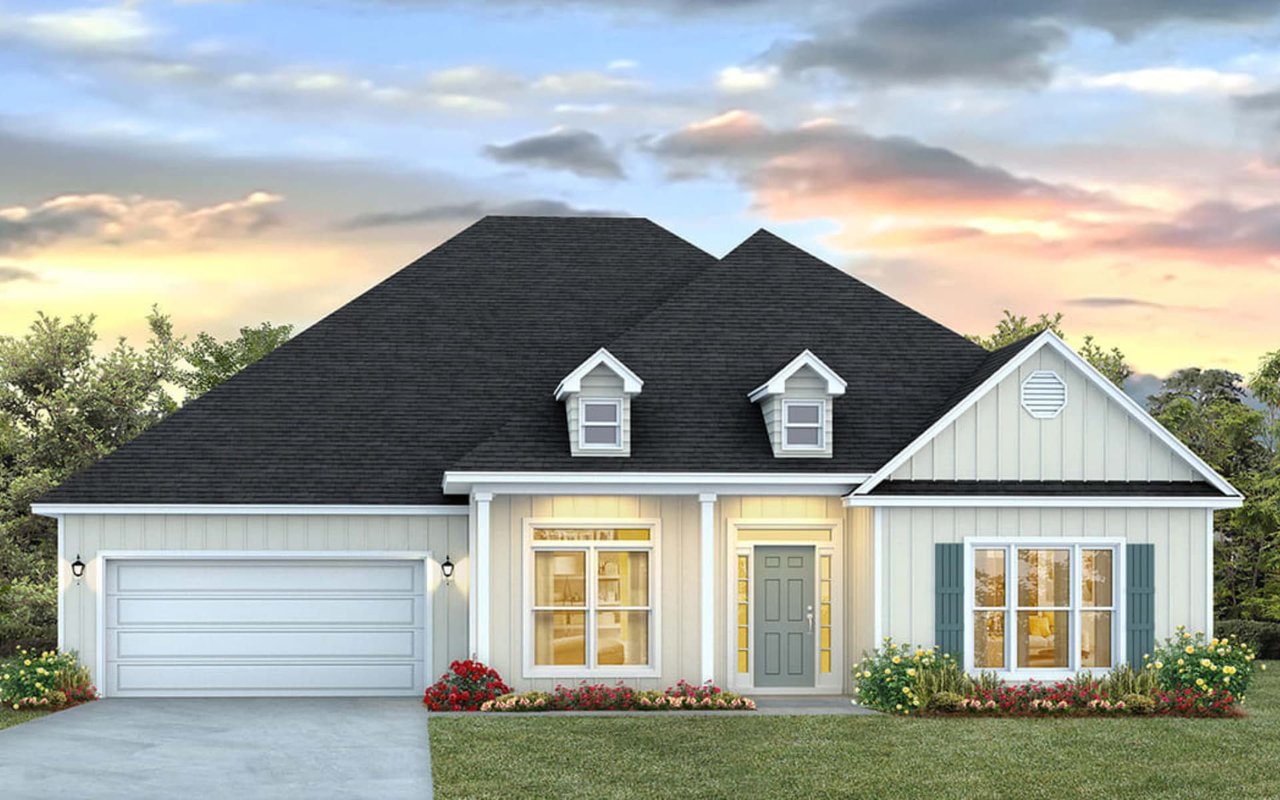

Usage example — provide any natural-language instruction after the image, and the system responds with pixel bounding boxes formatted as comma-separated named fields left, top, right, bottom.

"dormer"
left=748, top=350, right=846, bottom=458
left=554, top=347, right=643, bottom=457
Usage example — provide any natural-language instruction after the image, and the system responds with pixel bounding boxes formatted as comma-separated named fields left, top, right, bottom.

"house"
left=32, top=216, right=1242, bottom=698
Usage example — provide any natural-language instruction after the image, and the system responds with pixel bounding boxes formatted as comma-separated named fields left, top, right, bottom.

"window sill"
left=523, top=666, right=660, bottom=680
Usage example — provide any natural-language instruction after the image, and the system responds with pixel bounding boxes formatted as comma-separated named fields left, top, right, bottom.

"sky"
left=1, top=1, right=1279, bottom=388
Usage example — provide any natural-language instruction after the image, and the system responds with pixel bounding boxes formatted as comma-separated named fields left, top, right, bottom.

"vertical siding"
left=59, top=513, right=469, bottom=687
left=565, top=366, right=632, bottom=457
left=757, top=367, right=835, bottom=459
left=878, top=506, right=1211, bottom=650
left=893, top=347, right=1199, bottom=482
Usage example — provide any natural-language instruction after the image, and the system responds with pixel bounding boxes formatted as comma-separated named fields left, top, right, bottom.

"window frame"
left=522, top=518, right=661, bottom=679
left=962, top=537, right=1125, bottom=680
left=781, top=399, right=825, bottom=451
left=578, top=397, right=624, bottom=451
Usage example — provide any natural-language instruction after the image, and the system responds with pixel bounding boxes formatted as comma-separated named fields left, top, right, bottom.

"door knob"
left=806, top=604, right=814, bottom=632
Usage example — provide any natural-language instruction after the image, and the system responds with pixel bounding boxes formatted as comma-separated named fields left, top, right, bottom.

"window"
left=967, top=541, right=1120, bottom=674
left=782, top=400, right=823, bottom=449
left=527, top=525, right=656, bottom=675
left=579, top=398, right=622, bottom=449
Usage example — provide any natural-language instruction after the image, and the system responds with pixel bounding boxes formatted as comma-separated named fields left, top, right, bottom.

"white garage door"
left=103, top=558, right=427, bottom=697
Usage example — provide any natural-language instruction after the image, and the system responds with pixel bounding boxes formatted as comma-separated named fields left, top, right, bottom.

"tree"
left=1250, top=349, right=1280, bottom=456
left=178, top=322, right=293, bottom=399
left=1149, top=369, right=1268, bottom=477
left=968, top=310, right=1132, bottom=387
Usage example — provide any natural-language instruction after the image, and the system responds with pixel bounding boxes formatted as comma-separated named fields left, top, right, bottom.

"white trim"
left=854, top=331, right=1241, bottom=498
left=31, top=503, right=468, bottom=517
left=554, top=347, right=643, bottom=401
left=442, top=471, right=871, bottom=496
left=962, top=537, right=1125, bottom=680
left=520, top=517, right=661, bottom=680
left=872, top=508, right=883, bottom=647
left=699, top=493, right=716, bottom=684
left=578, top=396, right=624, bottom=451
left=781, top=399, right=825, bottom=451
left=724, top=518, right=844, bottom=694
left=747, top=349, right=847, bottom=402
left=844, top=494, right=1242, bottom=509
left=1206, top=507, right=1215, bottom=639
left=474, top=492, right=492, bottom=664
left=56, top=515, right=65, bottom=651
left=93, top=550, right=434, bottom=698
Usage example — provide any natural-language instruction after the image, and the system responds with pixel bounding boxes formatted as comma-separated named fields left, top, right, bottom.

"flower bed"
left=481, top=680, right=756, bottom=712
left=423, top=660, right=512, bottom=711
left=0, top=648, right=97, bottom=711
left=852, top=630, right=1263, bottom=718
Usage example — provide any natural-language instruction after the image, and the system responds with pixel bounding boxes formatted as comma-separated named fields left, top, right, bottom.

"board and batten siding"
left=757, top=367, right=835, bottom=458
left=878, top=506, right=1211, bottom=650
left=891, top=345, right=1198, bottom=482
left=59, top=514, right=469, bottom=687
left=487, top=495, right=875, bottom=691
left=564, top=365, right=633, bottom=457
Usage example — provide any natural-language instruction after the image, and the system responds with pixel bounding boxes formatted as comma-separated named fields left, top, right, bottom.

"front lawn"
left=0, top=706, right=49, bottom=731
left=429, top=661, right=1280, bottom=799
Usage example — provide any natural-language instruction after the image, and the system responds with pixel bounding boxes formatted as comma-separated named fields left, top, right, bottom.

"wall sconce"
left=441, top=555, right=455, bottom=584
left=71, top=555, right=85, bottom=580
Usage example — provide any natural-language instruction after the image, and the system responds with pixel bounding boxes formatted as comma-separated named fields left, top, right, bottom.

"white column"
left=699, top=493, right=716, bottom=685
left=474, top=492, right=493, bottom=664
left=1206, top=508, right=1215, bottom=639
left=872, top=507, right=883, bottom=647
left=56, top=515, right=64, bottom=651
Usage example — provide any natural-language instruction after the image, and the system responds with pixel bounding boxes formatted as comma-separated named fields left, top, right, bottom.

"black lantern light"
left=441, top=555, right=455, bottom=583
left=70, top=554, right=86, bottom=579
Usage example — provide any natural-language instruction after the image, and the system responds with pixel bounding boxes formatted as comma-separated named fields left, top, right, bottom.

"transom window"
left=527, top=524, right=656, bottom=676
left=782, top=400, right=823, bottom=449
left=579, top=398, right=622, bottom=449
left=968, top=541, right=1119, bottom=674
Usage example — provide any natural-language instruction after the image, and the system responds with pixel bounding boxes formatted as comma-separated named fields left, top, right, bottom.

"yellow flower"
left=1211, top=638, right=1219, bottom=646
left=862, top=670, right=872, bottom=678
left=884, top=668, right=891, bottom=676
left=1261, top=664, right=1268, bottom=671
left=1223, top=665, right=1236, bottom=675
left=1201, top=659, right=1212, bottom=668
left=1182, top=631, right=1191, bottom=639
left=1154, top=661, right=1164, bottom=669
left=1195, top=678, right=1206, bottom=687
left=907, top=669, right=916, bottom=677
left=892, top=656, right=901, bottom=664
left=1185, top=646, right=1195, bottom=654
left=23, top=660, right=31, bottom=666
left=896, top=704, right=903, bottom=710
left=1224, top=676, right=1231, bottom=684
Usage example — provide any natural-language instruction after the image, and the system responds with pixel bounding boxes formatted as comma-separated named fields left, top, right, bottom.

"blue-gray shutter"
left=1126, top=544, right=1155, bottom=666
left=935, top=543, right=964, bottom=660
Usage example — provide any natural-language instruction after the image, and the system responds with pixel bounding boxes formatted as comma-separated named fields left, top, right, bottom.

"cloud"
left=335, top=198, right=620, bottom=230
left=482, top=128, right=625, bottom=179
left=0, top=191, right=283, bottom=253
left=0, top=264, right=39, bottom=283
left=1060, top=67, right=1257, bottom=95
left=646, top=110, right=1116, bottom=217
left=716, top=66, right=779, bottom=93
left=0, top=6, right=154, bottom=54
left=1099, top=200, right=1280, bottom=258
left=532, top=71, right=643, bottom=95
left=1066, top=296, right=1168, bottom=309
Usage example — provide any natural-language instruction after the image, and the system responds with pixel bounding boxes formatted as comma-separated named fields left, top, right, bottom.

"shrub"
left=925, top=691, right=966, bottom=713
left=422, top=660, right=511, bottom=711
left=851, top=639, right=951, bottom=715
left=0, top=648, right=96, bottom=710
left=912, top=657, right=974, bottom=707
left=1122, top=693, right=1155, bottom=714
left=480, top=681, right=756, bottom=712
left=0, top=578, right=56, bottom=657
left=1101, top=663, right=1156, bottom=698
left=1145, top=626, right=1263, bottom=701
left=1216, top=620, right=1280, bottom=660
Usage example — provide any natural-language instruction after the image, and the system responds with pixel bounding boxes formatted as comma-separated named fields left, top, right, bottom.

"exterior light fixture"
left=71, top=555, right=86, bottom=579
left=441, top=555, right=455, bottom=583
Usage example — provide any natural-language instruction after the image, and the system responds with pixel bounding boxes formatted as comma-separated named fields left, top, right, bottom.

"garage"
left=101, top=555, right=428, bottom=697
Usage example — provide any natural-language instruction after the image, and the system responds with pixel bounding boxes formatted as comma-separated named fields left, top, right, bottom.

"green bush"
left=852, top=640, right=953, bottom=715
left=925, top=691, right=966, bottom=713
left=1122, top=693, right=1156, bottom=714
left=0, top=648, right=96, bottom=710
left=912, top=655, right=974, bottom=706
left=1145, top=626, right=1263, bottom=700
left=1216, top=620, right=1280, bottom=659
left=0, top=577, right=56, bottom=656
left=1101, top=663, right=1157, bottom=698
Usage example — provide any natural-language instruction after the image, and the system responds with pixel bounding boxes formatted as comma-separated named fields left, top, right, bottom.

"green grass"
left=0, top=706, right=49, bottom=731
left=429, top=662, right=1280, bottom=799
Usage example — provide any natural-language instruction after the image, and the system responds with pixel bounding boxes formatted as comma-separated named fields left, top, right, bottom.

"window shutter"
left=935, top=543, right=964, bottom=660
left=1126, top=543, right=1155, bottom=666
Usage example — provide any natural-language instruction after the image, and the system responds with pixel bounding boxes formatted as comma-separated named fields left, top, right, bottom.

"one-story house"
left=32, top=215, right=1241, bottom=697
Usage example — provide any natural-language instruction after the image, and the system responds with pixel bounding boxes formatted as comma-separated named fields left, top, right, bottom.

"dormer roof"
left=747, top=349, right=847, bottom=403
left=554, top=347, right=644, bottom=401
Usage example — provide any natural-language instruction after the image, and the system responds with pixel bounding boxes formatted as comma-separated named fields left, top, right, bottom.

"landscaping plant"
left=0, top=647, right=97, bottom=710
left=481, top=680, right=756, bottom=712
left=1144, top=626, right=1264, bottom=700
left=423, top=660, right=511, bottom=711
left=851, top=639, right=952, bottom=715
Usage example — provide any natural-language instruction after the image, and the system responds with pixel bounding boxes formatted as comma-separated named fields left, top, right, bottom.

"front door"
left=753, top=545, right=815, bottom=688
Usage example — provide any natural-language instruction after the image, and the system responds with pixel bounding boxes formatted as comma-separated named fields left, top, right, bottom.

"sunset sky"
left=2, top=1, right=1279, bottom=390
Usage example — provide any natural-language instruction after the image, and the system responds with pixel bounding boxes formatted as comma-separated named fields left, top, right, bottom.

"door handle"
left=806, top=605, right=814, bottom=633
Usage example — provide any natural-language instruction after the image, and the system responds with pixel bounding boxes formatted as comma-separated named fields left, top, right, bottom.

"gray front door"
left=753, top=545, right=815, bottom=688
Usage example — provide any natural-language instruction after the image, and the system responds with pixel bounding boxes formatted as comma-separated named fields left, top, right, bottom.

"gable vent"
left=1021, top=370, right=1068, bottom=419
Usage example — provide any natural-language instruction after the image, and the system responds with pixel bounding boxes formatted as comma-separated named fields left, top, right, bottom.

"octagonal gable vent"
left=1021, top=370, right=1068, bottom=419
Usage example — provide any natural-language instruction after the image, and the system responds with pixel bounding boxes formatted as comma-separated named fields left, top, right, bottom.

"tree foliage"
left=968, top=310, right=1132, bottom=387
left=178, top=321, right=293, bottom=399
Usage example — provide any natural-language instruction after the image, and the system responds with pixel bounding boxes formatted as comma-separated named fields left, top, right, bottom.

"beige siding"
left=757, top=366, right=835, bottom=459
left=565, top=366, right=632, bottom=457
left=878, top=506, right=1211, bottom=649
left=892, top=346, right=1199, bottom=482
left=60, top=513, right=469, bottom=686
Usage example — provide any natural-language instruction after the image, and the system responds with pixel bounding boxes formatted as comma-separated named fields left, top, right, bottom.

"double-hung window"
left=579, top=398, right=622, bottom=449
left=968, top=540, right=1120, bottom=675
left=527, top=524, right=656, bottom=676
left=782, top=400, right=823, bottom=449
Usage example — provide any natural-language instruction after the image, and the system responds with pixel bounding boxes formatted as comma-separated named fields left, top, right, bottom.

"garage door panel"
left=104, top=558, right=427, bottom=697
left=114, top=629, right=418, bottom=659
left=113, top=596, right=418, bottom=626
left=112, top=561, right=418, bottom=593
left=114, top=662, right=418, bottom=695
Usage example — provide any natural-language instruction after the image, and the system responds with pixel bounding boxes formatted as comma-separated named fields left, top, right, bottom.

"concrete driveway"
left=0, top=698, right=432, bottom=799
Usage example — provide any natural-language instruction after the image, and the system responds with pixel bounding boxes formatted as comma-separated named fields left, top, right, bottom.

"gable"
left=873, top=334, right=1234, bottom=492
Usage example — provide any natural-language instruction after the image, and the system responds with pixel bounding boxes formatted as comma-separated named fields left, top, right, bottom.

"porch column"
left=699, top=493, right=716, bottom=685
left=474, top=492, right=493, bottom=664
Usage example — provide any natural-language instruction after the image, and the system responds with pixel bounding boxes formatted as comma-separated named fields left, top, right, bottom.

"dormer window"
left=555, top=348, right=642, bottom=458
left=748, top=350, right=846, bottom=459
left=782, top=400, right=824, bottom=450
left=580, top=398, right=623, bottom=450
